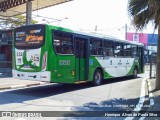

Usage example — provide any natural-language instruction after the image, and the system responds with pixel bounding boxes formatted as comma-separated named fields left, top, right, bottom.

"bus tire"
left=132, top=67, right=138, bottom=79
left=93, top=69, right=103, bottom=86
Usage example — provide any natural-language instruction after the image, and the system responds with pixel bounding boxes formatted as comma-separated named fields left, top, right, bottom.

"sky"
left=33, top=0, right=156, bottom=39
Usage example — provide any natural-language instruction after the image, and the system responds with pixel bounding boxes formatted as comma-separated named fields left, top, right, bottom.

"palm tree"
left=128, top=0, right=160, bottom=90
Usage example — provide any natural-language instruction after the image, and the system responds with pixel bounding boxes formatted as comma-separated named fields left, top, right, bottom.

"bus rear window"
left=14, top=25, right=45, bottom=49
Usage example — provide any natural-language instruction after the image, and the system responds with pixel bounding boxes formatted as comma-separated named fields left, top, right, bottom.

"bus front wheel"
left=93, top=69, right=103, bottom=86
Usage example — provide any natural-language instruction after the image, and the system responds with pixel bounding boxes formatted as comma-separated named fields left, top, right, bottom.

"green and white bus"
left=12, top=24, right=144, bottom=85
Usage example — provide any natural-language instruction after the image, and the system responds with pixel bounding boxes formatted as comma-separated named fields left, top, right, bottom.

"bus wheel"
left=133, top=68, right=138, bottom=79
left=93, top=69, right=103, bottom=86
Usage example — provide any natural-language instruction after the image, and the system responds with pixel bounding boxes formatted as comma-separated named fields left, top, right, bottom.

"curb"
left=146, top=78, right=155, bottom=106
left=0, top=85, right=11, bottom=90
left=0, top=82, right=46, bottom=90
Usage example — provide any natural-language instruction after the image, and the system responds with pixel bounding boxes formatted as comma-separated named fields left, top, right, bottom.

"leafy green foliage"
left=0, top=15, right=38, bottom=29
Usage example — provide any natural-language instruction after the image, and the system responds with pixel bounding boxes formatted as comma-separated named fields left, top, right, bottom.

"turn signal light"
left=71, top=70, right=75, bottom=76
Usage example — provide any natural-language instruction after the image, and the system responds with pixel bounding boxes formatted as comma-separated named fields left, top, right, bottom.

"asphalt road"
left=0, top=72, right=155, bottom=120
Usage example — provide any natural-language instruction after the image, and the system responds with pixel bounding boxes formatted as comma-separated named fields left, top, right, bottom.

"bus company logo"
left=16, top=32, right=25, bottom=37
left=24, top=64, right=30, bottom=68
left=89, top=59, right=93, bottom=65
left=30, top=29, right=41, bottom=34
left=2, top=112, right=11, bottom=117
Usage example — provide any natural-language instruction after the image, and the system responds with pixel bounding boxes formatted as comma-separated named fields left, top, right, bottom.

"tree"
left=128, top=0, right=160, bottom=90
left=0, top=15, right=38, bottom=29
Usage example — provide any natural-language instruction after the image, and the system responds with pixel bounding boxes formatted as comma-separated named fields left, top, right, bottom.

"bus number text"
left=59, top=60, right=70, bottom=65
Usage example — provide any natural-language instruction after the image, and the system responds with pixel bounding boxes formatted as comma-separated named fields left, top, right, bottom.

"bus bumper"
left=12, top=70, right=51, bottom=82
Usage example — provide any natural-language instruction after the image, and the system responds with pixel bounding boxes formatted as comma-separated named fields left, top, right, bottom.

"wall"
left=127, top=32, right=158, bottom=46
left=127, top=32, right=148, bottom=46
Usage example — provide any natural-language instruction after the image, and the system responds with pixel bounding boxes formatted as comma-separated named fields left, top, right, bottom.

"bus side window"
left=90, top=38, right=103, bottom=56
left=132, top=45, right=138, bottom=57
left=53, top=31, right=73, bottom=55
left=124, top=44, right=132, bottom=57
left=103, top=40, right=114, bottom=57
left=75, top=37, right=86, bottom=58
left=114, top=42, right=123, bottom=57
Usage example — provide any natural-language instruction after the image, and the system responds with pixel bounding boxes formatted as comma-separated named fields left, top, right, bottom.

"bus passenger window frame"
left=114, top=42, right=124, bottom=57
left=123, top=44, right=132, bottom=57
left=103, top=40, right=114, bottom=57
left=90, top=38, right=103, bottom=56
left=53, top=30, right=74, bottom=55
left=132, top=45, right=139, bottom=58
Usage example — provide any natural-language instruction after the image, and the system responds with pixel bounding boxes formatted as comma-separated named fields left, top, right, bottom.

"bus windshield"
left=14, top=25, right=45, bottom=49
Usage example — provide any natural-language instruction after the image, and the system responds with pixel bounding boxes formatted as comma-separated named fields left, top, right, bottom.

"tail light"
left=42, top=52, right=47, bottom=71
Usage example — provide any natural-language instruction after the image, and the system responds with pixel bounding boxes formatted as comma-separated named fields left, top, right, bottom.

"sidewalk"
left=147, top=78, right=160, bottom=112
left=0, top=77, right=49, bottom=90
left=148, top=79, right=160, bottom=96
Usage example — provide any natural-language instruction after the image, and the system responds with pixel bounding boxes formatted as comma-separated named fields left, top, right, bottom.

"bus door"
left=139, top=47, right=144, bottom=73
left=75, top=37, right=89, bottom=81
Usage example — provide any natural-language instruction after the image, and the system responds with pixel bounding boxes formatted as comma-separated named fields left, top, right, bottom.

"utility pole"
left=125, top=23, right=127, bottom=40
left=26, top=1, right=32, bottom=25
left=95, top=25, right=97, bottom=32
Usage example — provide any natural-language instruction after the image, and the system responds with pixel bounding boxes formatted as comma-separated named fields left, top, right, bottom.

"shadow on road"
left=62, top=96, right=160, bottom=119
left=1, top=75, right=159, bottom=119
left=61, top=98, right=139, bottom=119
left=0, top=76, right=142, bottom=105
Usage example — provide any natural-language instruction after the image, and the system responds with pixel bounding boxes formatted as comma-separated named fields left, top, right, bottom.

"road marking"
left=124, top=77, right=147, bottom=120
left=139, top=117, right=145, bottom=120
left=138, top=79, right=155, bottom=120
left=133, top=77, right=146, bottom=111
left=147, top=79, right=154, bottom=105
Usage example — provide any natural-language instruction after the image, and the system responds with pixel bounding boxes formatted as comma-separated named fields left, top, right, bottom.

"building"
left=127, top=32, right=158, bottom=52
left=0, top=29, right=12, bottom=69
left=127, top=32, right=158, bottom=63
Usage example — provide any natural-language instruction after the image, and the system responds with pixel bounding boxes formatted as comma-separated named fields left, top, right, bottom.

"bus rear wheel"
left=93, top=69, right=103, bottom=86
left=133, top=68, right=138, bottom=79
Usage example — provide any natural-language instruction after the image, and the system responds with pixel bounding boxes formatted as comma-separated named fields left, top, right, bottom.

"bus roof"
left=48, top=24, right=144, bottom=46
left=15, top=24, right=144, bottom=46
left=73, top=30, right=144, bottom=46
